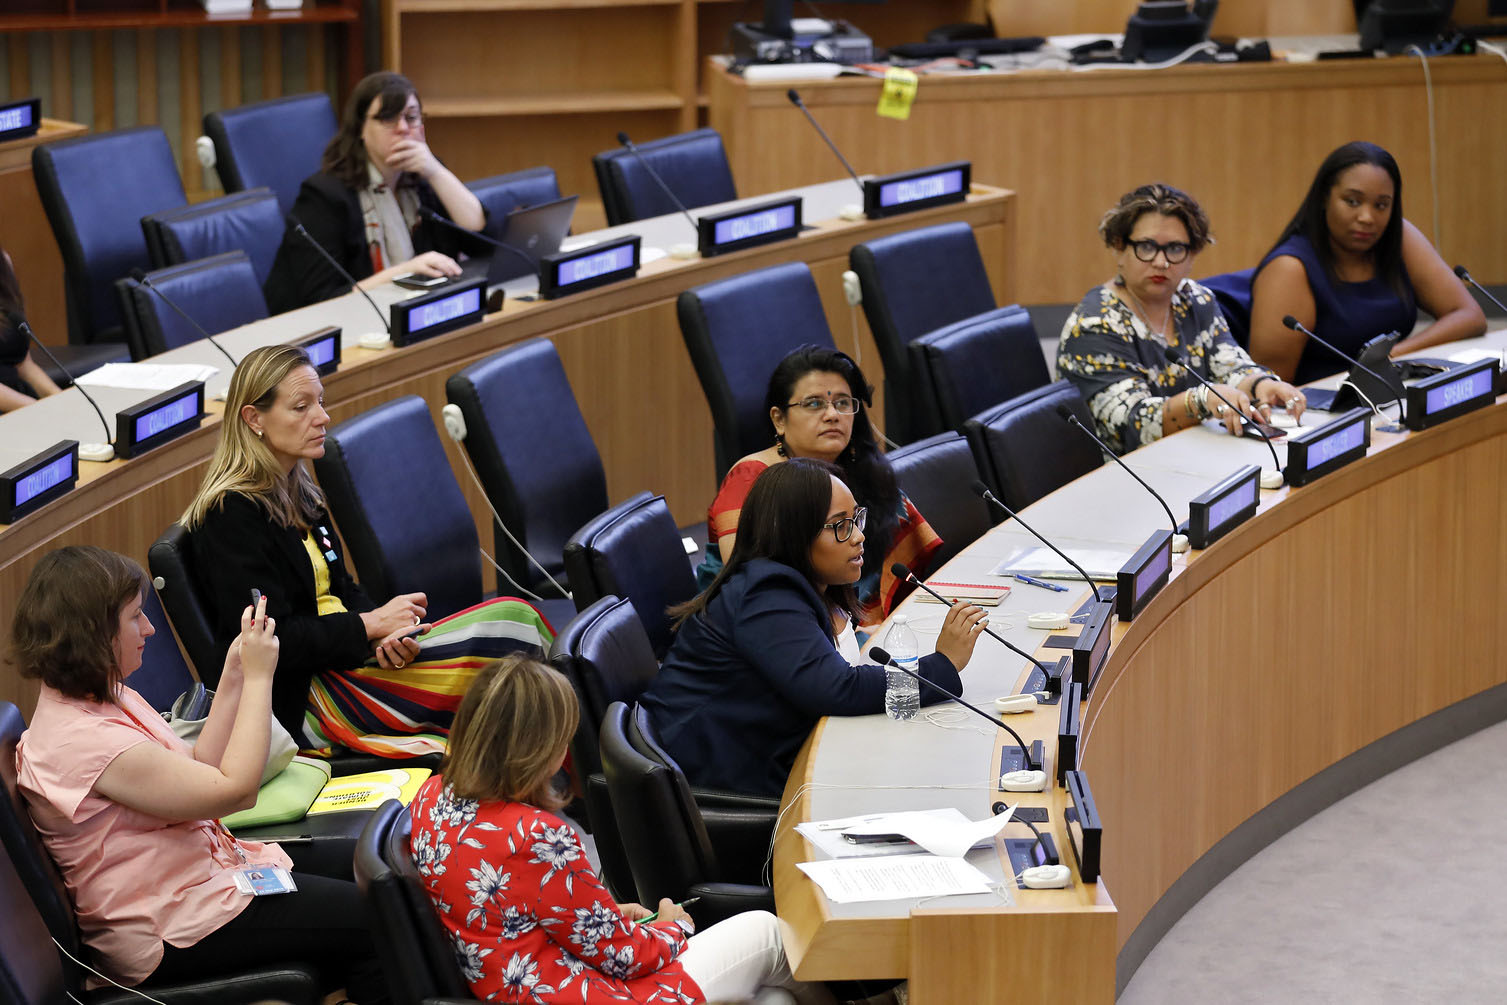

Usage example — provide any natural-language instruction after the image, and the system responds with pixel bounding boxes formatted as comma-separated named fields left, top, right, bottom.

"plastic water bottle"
left=883, top=615, right=921, bottom=721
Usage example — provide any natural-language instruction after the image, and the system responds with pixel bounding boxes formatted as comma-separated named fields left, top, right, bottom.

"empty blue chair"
left=116, top=251, right=268, bottom=359
left=964, top=381, right=1104, bottom=511
left=593, top=128, right=737, bottom=226
left=887, top=431, right=994, bottom=573
left=203, top=93, right=338, bottom=215
left=143, top=187, right=285, bottom=286
left=1200, top=269, right=1255, bottom=349
left=909, top=304, right=1053, bottom=431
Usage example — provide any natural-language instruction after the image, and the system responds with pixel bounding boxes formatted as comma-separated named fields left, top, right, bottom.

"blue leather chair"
left=116, top=251, right=268, bottom=359
left=1200, top=268, right=1255, bottom=349
left=964, top=381, right=1104, bottom=511
left=142, top=187, right=284, bottom=286
left=203, top=93, right=338, bottom=215
left=909, top=304, right=1052, bottom=432
left=678, top=261, right=838, bottom=480
left=850, top=221, right=999, bottom=443
left=314, top=395, right=482, bottom=623
left=593, top=128, right=737, bottom=226
left=466, top=166, right=562, bottom=244
left=887, top=431, right=994, bottom=573
left=563, top=492, right=697, bottom=659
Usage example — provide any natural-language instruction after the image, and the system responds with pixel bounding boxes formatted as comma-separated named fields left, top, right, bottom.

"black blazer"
left=191, top=491, right=375, bottom=737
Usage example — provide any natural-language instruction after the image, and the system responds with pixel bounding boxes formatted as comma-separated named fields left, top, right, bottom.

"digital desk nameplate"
left=0, top=97, right=41, bottom=142
left=115, top=381, right=205, bottom=459
left=1187, top=464, right=1261, bottom=550
left=1404, top=357, right=1498, bottom=431
left=540, top=235, right=641, bottom=299
left=1285, top=407, right=1371, bottom=487
left=1056, top=681, right=1083, bottom=787
left=1, top=441, right=78, bottom=524
left=1072, top=600, right=1113, bottom=691
left=390, top=279, right=486, bottom=347
left=298, top=326, right=342, bottom=377
left=1064, top=769, right=1102, bottom=884
left=863, top=161, right=970, bottom=219
left=1116, top=529, right=1173, bottom=623
left=698, top=197, right=802, bottom=257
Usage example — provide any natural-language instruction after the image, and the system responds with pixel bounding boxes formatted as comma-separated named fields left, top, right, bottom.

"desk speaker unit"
left=0, top=97, right=41, bottom=141
left=864, top=162, right=970, bottom=219
left=1064, top=769, right=1102, bottom=883
left=540, top=236, right=641, bottom=299
left=1403, top=357, right=1498, bottom=431
left=115, top=382, right=205, bottom=460
left=391, top=280, right=486, bottom=348
left=1072, top=600, right=1114, bottom=692
left=1284, top=407, right=1371, bottom=487
left=1057, top=681, right=1083, bottom=786
left=1, top=441, right=78, bottom=524
left=1117, top=529, right=1173, bottom=622
left=298, top=326, right=342, bottom=377
left=698, top=197, right=803, bottom=257
left=1186, top=464, right=1261, bottom=549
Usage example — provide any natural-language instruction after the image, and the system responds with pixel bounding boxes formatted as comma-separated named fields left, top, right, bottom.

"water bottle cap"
left=893, top=614, right=909, bottom=625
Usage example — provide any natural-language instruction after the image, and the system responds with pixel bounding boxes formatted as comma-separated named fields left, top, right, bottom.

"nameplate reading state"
left=391, top=279, right=486, bottom=348
left=1056, top=681, right=1083, bottom=787
left=698, top=197, right=803, bottom=257
left=1, top=441, right=78, bottom=524
left=1404, top=357, right=1498, bottom=431
left=1072, top=600, right=1113, bottom=692
left=1285, top=407, right=1370, bottom=487
left=1116, top=529, right=1173, bottom=623
left=298, top=326, right=342, bottom=377
left=540, top=236, right=641, bottom=299
left=1064, top=769, right=1102, bottom=884
left=0, top=97, right=41, bottom=141
left=115, top=381, right=205, bottom=460
left=864, top=162, right=970, bottom=219
left=1187, top=464, right=1261, bottom=550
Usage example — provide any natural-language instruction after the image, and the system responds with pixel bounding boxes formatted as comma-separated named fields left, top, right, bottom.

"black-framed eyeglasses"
left=822, top=507, right=867, bottom=543
left=787, top=394, right=859, bottom=415
left=1129, top=239, right=1190, bottom=264
left=372, top=109, right=424, bottom=130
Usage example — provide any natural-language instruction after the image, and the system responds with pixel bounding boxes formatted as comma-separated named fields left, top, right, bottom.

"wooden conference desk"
left=0, top=181, right=1014, bottom=714
left=708, top=53, right=1507, bottom=305
left=775, top=332, right=1507, bottom=1002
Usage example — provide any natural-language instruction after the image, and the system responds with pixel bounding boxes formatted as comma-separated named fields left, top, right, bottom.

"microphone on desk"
left=968, top=480, right=1108, bottom=605
left=17, top=319, right=114, bottom=462
left=1280, top=315, right=1406, bottom=424
left=615, top=131, right=700, bottom=239
left=1453, top=264, right=1507, bottom=316
left=869, top=645, right=1041, bottom=774
left=127, top=269, right=237, bottom=368
left=785, top=89, right=866, bottom=196
left=286, top=214, right=391, bottom=336
left=1160, top=347, right=1285, bottom=489
left=418, top=206, right=540, bottom=280
left=1054, top=403, right=1190, bottom=553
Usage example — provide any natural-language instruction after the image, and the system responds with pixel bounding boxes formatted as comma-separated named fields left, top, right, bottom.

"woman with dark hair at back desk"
left=0, top=246, right=63, bottom=412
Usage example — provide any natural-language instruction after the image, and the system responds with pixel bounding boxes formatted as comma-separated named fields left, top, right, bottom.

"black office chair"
left=678, top=261, right=838, bottom=480
left=563, top=493, right=698, bottom=659
left=466, top=166, right=563, bottom=244
left=142, top=187, right=285, bottom=286
left=593, top=128, right=737, bottom=226
left=850, top=221, right=999, bottom=443
left=598, top=702, right=775, bottom=928
left=909, top=304, right=1052, bottom=432
left=887, top=432, right=994, bottom=574
left=116, top=251, right=268, bottom=359
left=964, top=381, right=1105, bottom=511
left=1199, top=268, right=1255, bottom=349
left=203, top=93, right=338, bottom=215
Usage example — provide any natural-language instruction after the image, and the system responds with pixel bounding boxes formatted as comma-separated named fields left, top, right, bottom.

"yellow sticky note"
left=877, top=67, right=918, bottom=121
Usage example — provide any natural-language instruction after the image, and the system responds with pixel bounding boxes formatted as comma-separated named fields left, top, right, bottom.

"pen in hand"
left=636, top=896, right=701, bottom=925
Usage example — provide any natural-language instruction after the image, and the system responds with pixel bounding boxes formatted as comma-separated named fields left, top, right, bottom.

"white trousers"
left=676, top=910, right=837, bottom=1004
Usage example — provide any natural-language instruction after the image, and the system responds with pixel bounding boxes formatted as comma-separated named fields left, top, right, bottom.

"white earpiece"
left=441, top=403, right=467, bottom=443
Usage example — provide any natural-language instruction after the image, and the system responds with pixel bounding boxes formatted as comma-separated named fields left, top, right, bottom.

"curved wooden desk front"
left=775, top=342, right=1507, bottom=1003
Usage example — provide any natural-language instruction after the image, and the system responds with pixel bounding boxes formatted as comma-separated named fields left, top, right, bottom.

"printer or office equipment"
left=732, top=0, right=874, bottom=64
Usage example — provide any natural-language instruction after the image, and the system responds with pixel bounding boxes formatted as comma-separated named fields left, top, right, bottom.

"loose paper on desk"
left=796, top=854, right=994, bottom=903
left=797, top=806, right=1014, bottom=859
left=75, top=362, right=218, bottom=392
left=991, top=546, right=1130, bottom=582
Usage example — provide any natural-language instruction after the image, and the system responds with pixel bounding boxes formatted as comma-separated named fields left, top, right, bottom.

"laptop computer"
left=460, top=195, right=578, bottom=285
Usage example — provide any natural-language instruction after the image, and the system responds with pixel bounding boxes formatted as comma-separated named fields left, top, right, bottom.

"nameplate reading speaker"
left=1056, top=681, right=1083, bottom=787
left=390, top=278, right=486, bottom=347
left=298, top=326, right=342, bottom=377
left=1404, top=357, right=1498, bottom=431
left=863, top=161, right=970, bottom=219
left=115, top=381, right=205, bottom=460
left=1186, top=464, right=1261, bottom=550
left=698, top=197, right=803, bottom=257
left=1063, top=769, right=1102, bottom=884
left=540, top=235, right=641, bottom=299
left=0, top=97, right=41, bottom=142
left=1072, top=600, right=1113, bottom=692
left=1116, top=529, right=1173, bottom=623
left=1, top=441, right=78, bottom=524
left=1284, top=407, right=1371, bottom=487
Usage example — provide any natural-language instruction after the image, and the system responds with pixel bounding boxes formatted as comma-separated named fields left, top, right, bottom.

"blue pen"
left=1013, top=573, right=1068, bottom=592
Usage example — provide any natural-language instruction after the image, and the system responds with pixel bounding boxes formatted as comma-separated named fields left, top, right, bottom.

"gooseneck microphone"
left=1054, top=403, right=1189, bottom=552
left=127, top=269, right=237, bottom=367
left=1161, top=346, right=1284, bottom=488
left=786, top=89, right=865, bottom=196
left=17, top=319, right=114, bottom=459
left=418, top=206, right=540, bottom=278
left=1454, top=265, right=1507, bottom=315
left=615, top=132, right=699, bottom=237
left=286, top=214, right=391, bottom=335
left=869, top=646, right=1040, bottom=771
left=968, top=481, right=1106, bottom=603
left=1280, top=315, right=1405, bottom=422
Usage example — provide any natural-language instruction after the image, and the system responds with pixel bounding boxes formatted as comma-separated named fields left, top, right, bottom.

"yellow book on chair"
left=306, top=767, right=433, bottom=815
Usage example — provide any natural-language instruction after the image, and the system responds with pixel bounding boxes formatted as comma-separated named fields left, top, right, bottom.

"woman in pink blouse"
left=12, top=546, right=385, bottom=1001
left=411, top=655, right=836, bottom=1004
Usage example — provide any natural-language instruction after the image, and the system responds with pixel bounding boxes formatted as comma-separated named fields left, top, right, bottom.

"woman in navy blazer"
left=639, top=458, right=988, bottom=798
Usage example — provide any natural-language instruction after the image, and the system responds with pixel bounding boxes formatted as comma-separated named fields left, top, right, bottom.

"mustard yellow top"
left=303, top=530, right=348, bottom=616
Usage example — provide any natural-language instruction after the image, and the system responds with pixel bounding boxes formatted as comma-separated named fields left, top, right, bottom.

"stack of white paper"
left=201, top=0, right=252, bottom=12
left=796, top=854, right=994, bottom=903
left=74, top=363, right=219, bottom=392
left=991, top=547, right=1129, bottom=581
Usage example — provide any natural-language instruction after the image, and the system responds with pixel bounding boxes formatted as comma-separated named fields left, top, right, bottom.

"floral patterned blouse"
left=1056, top=279, right=1272, bottom=455
left=410, top=777, right=704, bottom=1003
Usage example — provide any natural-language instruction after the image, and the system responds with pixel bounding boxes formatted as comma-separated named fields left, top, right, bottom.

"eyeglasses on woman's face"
left=822, top=506, right=867, bottom=543
left=1128, top=239, right=1190, bottom=264
left=371, top=108, right=424, bottom=131
left=787, top=394, right=860, bottom=415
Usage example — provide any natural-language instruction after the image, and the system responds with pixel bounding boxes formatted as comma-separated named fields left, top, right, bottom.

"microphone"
left=418, top=206, right=540, bottom=278
left=1054, top=403, right=1189, bottom=553
left=17, top=319, right=114, bottom=461
left=890, top=561, right=1064, bottom=692
left=128, top=269, right=237, bottom=367
left=968, top=480, right=1107, bottom=604
left=614, top=132, right=699, bottom=238
left=870, top=646, right=1040, bottom=773
left=1280, top=315, right=1405, bottom=424
left=1454, top=265, right=1507, bottom=315
left=1160, top=347, right=1285, bottom=489
left=785, top=89, right=865, bottom=196
left=286, top=214, right=391, bottom=335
